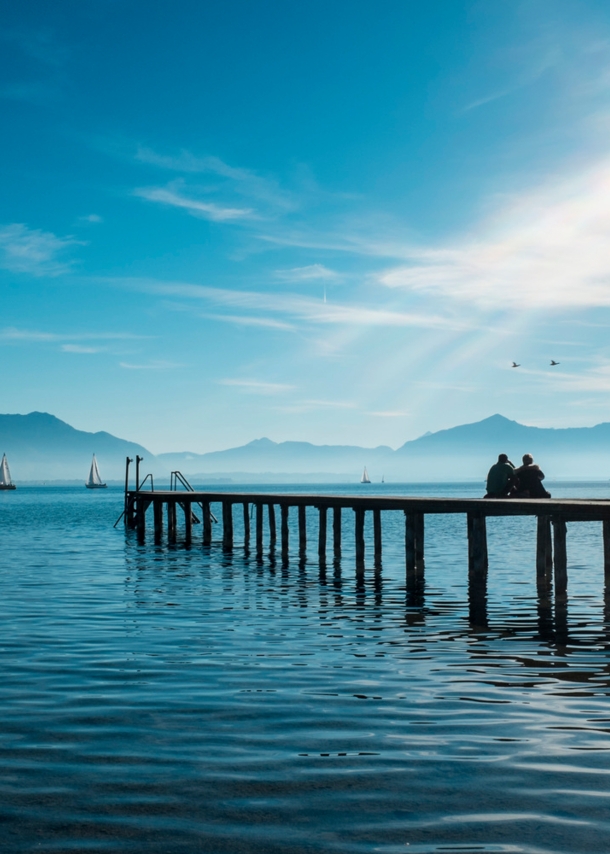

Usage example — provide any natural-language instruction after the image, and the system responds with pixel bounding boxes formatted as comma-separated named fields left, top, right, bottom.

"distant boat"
left=381, top=474, right=385, bottom=483
left=361, top=466, right=371, bottom=484
left=0, top=453, right=16, bottom=490
left=86, top=454, right=107, bottom=489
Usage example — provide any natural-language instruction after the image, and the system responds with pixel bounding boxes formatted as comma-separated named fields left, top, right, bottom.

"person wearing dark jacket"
left=513, top=454, right=551, bottom=498
left=485, top=454, right=516, bottom=498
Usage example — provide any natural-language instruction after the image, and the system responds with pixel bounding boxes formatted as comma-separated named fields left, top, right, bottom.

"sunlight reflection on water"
left=1, top=483, right=610, bottom=853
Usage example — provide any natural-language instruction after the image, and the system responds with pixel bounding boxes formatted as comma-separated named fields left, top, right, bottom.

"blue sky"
left=3, top=0, right=610, bottom=453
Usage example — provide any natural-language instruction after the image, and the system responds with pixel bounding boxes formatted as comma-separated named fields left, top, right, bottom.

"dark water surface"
left=2, top=483, right=610, bottom=853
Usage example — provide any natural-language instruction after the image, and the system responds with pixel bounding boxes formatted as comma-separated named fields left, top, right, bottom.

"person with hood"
left=485, top=453, right=516, bottom=498
left=513, top=454, right=551, bottom=498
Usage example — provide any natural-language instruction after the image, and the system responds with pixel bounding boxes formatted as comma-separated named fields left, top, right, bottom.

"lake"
left=2, top=482, right=610, bottom=853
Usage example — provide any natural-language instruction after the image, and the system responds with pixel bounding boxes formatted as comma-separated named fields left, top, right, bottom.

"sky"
left=3, top=0, right=610, bottom=454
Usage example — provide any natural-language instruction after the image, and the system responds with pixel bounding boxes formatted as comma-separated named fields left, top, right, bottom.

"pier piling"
left=373, top=508, right=382, bottom=565
left=553, top=518, right=568, bottom=594
left=268, top=504, right=276, bottom=550
left=256, top=503, right=263, bottom=554
left=318, top=506, right=327, bottom=561
left=154, top=500, right=163, bottom=544
left=222, top=501, right=233, bottom=551
left=281, top=505, right=289, bottom=558
left=355, top=508, right=365, bottom=565
left=298, top=505, right=307, bottom=553
left=202, top=502, right=212, bottom=546
left=333, top=507, right=342, bottom=559
left=243, top=503, right=250, bottom=549
left=184, top=501, right=192, bottom=546
left=167, top=502, right=176, bottom=544
left=536, top=515, right=552, bottom=579
left=467, top=514, right=487, bottom=580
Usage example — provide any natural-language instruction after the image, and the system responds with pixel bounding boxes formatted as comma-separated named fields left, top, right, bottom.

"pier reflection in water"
left=2, top=484, right=610, bottom=853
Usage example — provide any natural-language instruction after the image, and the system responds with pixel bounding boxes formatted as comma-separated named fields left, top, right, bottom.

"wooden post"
left=536, top=515, right=552, bottom=579
left=553, top=517, right=567, bottom=594
left=184, top=501, right=192, bottom=546
left=355, top=508, right=365, bottom=565
left=268, top=504, right=276, bottom=550
left=202, top=501, right=212, bottom=546
left=318, top=506, right=327, bottom=561
left=467, top=513, right=487, bottom=580
left=136, top=498, right=146, bottom=543
left=333, top=507, right=342, bottom=559
left=603, top=519, right=610, bottom=585
left=373, top=508, right=382, bottom=565
left=414, top=513, right=425, bottom=568
left=405, top=512, right=416, bottom=574
left=281, top=504, right=289, bottom=557
left=256, top=503, right=263, bottom=554
left=298, top=505, right=306, bottom=553
left=153, top=499, right=163, bottom=544
left=222, top=501, right=233, bottom=551
left=167, top=501, right=176, bottom=544
left=243, top=503, right=250, bottom=549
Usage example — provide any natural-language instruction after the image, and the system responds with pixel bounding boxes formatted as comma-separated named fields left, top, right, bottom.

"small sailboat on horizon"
left=0, top=453, right=16, bottom=490
left=361, top=466, right=371, bottom=484
left=86, top=454, right=107, bottom=489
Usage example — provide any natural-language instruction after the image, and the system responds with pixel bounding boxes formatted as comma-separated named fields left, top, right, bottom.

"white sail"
left=87, top=454, right=104, bottom=487
left=0, top=453, right=12, bottom=486
left=361, top=466, right=371, bottom=484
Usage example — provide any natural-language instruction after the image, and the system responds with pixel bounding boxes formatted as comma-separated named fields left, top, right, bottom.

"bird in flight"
left=550, top=360, right=560, bottom=366
left=511, top=361, right=520, bottom=368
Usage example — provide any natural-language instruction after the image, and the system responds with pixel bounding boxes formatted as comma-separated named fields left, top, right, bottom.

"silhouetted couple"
left=485, top=453, right=551, bottom=499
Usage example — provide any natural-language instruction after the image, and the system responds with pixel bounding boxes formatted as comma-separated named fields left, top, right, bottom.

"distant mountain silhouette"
left=160, top=414, right=610, bottom=481
left=0, top=412, right=158, bottom=481
left=160, top=437, right=393, bottom=479
left=4, top=411, right=610, bottom=483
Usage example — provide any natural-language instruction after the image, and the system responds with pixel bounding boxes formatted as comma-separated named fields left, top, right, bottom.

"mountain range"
left=2, top=411, right=610, bottom=482
left=161, top=413, right=610, bottom=481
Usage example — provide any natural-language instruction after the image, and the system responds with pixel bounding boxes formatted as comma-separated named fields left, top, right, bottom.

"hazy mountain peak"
left=246, top=437, right=277, bottom=448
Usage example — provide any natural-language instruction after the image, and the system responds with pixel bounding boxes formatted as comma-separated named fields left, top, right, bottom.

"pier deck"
left=124, top=489, right=610, bottom=594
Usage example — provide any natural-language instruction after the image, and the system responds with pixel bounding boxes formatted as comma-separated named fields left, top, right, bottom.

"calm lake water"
left=2, top=482, right=610, bottom=853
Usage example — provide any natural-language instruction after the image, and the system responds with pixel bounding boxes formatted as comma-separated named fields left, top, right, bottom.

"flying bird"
left=550, top=360, right=560, bottom=366
left=511, top=361, right=520, bottom=368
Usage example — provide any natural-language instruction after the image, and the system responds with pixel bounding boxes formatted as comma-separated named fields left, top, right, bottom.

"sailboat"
left=86, top=454, right=107, bottom=489
left=381, top=474, right=385, bottom=483
left=361, top=466, right=371, bottom=484
left=0, top=454, right=16, bottom=490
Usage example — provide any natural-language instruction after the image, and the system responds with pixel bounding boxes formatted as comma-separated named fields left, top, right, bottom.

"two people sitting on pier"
left=485, top=453, right=551, bottom=499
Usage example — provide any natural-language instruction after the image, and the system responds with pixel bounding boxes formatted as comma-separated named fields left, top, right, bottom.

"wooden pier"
left=124, top=489, right=610, bottom=594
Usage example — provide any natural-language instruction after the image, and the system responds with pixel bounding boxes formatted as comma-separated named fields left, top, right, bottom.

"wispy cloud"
left=134, top=184, right=255, bottom=222
left=275, top=264, right=341, bottom=282
left=367, top=410, right=409, bottom=417
left=218, top=378, right=294, bottom=394
left=377, top=157, right=610, bottom=310
left=462, top=89, right=514, bottom=112
left=77, top=214, right=103, bottom=225
left=61, top=344, right=100, bottom=354
left=119, top=360, right=183, bottom=370
left=120, top=279, right=466, bottom=330
left=203, top=313, right=294, bottom=330
left=135, top=146, right=294, bottom=210
left=0, top=327, right=147, bottom=343
left=0, top=223, right=81, bottom=276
